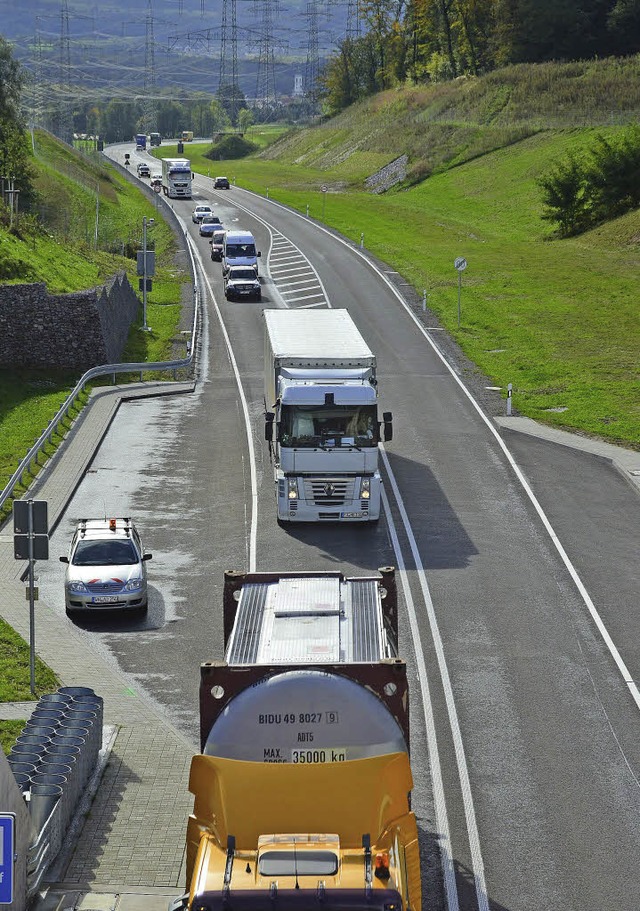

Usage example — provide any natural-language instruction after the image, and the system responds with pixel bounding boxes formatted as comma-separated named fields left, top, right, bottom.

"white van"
left=222, top=229, right=261, bottom=274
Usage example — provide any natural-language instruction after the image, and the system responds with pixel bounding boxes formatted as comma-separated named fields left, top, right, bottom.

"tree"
left=210, top=99, right=231, bottom=133
left=539, top=155, right=590, bottom=236
left=0, top=36, right=23, bottom=123
left=237, top=107, right=254, bottom=133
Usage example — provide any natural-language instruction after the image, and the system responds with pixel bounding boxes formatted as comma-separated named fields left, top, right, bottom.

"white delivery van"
left=222, top=229, right=261, bottom=274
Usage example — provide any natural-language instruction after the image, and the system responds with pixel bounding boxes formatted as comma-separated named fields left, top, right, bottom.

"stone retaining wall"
left=365, top=154, right=408, bottom=194
left=0, top=271, right=140, bottom=370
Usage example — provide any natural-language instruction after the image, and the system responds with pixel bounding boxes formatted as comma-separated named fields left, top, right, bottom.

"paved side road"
left=0, top=383, right=196, bottom=911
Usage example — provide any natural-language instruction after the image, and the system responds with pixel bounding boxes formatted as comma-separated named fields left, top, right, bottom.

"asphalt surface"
left=2, top=146, right=640, bottom=911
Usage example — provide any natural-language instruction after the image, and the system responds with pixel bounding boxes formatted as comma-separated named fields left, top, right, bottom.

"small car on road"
left=60, top=518, right=152, bottom=617
left=209, top=229, right=225, bottom=261
left=199, top=214, right=223, bottom=237
left=192, top=204, right=213, bottom=223
left=213, top=176, right=230, bottom=189
left=137, top=162, right=151, bottom=177
left=224, top=265, right=261, bottom=301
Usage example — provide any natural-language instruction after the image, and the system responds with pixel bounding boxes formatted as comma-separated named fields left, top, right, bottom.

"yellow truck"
left=182, top=130, right=194, bottom=141
left=176, top=569, right=422, bottom=911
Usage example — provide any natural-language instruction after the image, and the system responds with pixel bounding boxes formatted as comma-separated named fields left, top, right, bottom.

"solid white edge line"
left=381, top=485, right=460, bottom=911
left=184, top=228, right=258, bottom=573
left=381, top=446, right=490, bottom=911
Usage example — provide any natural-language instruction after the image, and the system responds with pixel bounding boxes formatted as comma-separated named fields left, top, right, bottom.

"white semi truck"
left=263, top=309, right=393, bottom=522
left=161, top=157, right=192, bottom=199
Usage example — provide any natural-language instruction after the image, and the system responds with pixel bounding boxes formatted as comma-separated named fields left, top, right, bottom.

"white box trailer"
left=263, top=309, right=393, bottom=523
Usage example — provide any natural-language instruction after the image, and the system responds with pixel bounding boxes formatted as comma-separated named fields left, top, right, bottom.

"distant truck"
left=149, top=132, right=161, bottom=147
left=176, top=568, right=421, bottom=911
left=263, top=309, right=393, bottom=522
left=135, top=133, right=147, bottom=150
left=182, top=130, right=194, bottom=142
left=161, top=157, right=192, bottom=199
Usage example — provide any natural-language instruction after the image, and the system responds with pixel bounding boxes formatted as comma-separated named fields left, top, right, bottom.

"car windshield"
left=280, top=404, right=377, bottom=448
left=72, top=539, right=139, bottom=566
left=212, top=232, right=225, bottom=242
left=231, top=269, right=257, bottom=280
left=226, top=243, right=255, bottom=257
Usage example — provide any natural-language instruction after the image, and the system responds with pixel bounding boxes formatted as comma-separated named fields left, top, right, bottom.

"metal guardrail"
left=0, top=219, right=201, bottom=518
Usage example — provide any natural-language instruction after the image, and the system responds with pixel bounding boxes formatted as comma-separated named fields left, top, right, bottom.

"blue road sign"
left=0, top=813, right=15, bottom=903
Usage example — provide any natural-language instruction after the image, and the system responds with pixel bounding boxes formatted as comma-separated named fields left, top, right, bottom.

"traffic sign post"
left=14, top=499, right=49, bottom=695
left=321, top=185, right=327, bottom=220
left=454, top=257, right=467, bottom=327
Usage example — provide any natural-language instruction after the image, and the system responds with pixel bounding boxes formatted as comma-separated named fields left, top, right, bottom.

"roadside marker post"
left=454, top=257, right=467, bottom=327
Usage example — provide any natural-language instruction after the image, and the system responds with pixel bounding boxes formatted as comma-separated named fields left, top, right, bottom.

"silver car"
left=60, top=518, right=152, bottom=616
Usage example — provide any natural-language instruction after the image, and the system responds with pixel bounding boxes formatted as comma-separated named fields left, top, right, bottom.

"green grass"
left=0, top=720, right=25, bottom=756
left=0, top=619, right=59, bottom=702
left=0, top=616, right=59, bottom=755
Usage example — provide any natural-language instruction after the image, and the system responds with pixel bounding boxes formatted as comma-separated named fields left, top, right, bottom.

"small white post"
left=422, top=289, right=427, bottom=311
left=306, top=204, right=309, bottom=217
left=266, top=187, right=269, bottom=199
left=360, top=232, right=364, bottom=249
left=507, top=383, right=513, bottom=416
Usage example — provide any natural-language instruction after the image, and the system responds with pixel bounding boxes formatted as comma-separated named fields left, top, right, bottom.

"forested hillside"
left=321, top=0, right=640, bottom=111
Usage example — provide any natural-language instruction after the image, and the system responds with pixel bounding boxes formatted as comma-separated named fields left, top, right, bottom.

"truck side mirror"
left=257, top=251, right=262, bottom=257
left=265, top=412, right=275, bottom=442
left=59, top=556, right=69, bottom=563
left=383, top=411, right=393, bottom=442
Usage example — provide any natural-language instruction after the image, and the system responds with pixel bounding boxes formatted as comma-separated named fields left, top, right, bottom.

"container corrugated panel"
left=227, top=576, right=385, bottom=666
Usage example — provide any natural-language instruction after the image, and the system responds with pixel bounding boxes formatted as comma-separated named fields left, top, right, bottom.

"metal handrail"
left=0, top=224, right=201, bottom=516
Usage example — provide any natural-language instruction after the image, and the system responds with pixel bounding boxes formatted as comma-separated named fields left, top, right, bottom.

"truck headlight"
left=287, top=478, right=298, bottom=500
left=360, top=478, right=371, bottom=499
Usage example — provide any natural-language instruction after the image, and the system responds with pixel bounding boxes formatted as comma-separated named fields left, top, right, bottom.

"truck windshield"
left=280, top=404, right=377, bottom=448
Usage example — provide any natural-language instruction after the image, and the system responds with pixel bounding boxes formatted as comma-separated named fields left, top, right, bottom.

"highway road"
left=37, top=144, right=640, bottom=911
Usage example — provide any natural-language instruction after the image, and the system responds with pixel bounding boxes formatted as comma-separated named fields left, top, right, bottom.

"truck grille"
left=304, top=478, right=354, bottom=506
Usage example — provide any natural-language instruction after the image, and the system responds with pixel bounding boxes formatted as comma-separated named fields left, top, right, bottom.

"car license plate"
left=93, top=595, right=120, bottom=603
left=341, top=511, right=364, bottom=518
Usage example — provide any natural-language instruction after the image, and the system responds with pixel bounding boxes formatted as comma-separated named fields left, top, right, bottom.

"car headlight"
left=68, top=580, right=89, bottom=593
left=360, top=478, right=371, bottom=499
left=125, top=578, right=143, bottom=592
left=287, top=478, right=298, bottom=500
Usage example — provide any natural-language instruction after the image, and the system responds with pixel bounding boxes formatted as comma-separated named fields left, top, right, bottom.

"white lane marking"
left=184, top=228, right=258, bottom=573
left=271, top=265, right=316, bottom=276
left=281, top=293, right=327, bottom=304
left=279, top=279, right=322, bottom=290
left=382, top=446, right=489, bottom=911
left=294, top=301, right=328, bottom=309
left=381, top=485, right=460, bottom=911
